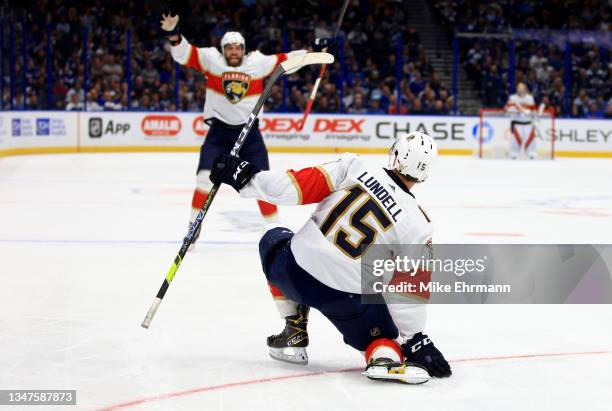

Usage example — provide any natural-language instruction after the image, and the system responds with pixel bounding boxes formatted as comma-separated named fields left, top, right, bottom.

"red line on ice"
left=97, top=350, right=611, bottom=410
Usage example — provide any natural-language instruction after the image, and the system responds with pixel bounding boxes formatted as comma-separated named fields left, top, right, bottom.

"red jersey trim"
left=185, top=45, right=206, bottom=73
left=288, top=167, right=333, bottom=205
left=205, top=72, right=264, bottom=97
left=206, top=73, right=223, bottom=94
left=246, top=78, right=263, bottom=96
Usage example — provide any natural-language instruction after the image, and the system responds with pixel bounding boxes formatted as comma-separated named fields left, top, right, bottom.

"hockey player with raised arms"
left=160, top=13, right=334, bottom=243
left=210, top=132, right=452, bottom=383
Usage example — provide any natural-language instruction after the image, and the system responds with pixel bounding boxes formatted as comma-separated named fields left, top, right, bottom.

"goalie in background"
left=506, top=82, right=539, bottom=159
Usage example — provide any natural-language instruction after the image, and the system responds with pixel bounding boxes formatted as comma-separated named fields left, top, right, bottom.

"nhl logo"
left=89, top=117, right=103, bottom=138
left=222, top=72, right=251, bottom=104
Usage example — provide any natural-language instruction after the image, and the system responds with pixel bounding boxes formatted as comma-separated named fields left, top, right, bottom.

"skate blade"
left=269, top=346, right=308, bottom=365
left=364, top=363, right=431, bottom=385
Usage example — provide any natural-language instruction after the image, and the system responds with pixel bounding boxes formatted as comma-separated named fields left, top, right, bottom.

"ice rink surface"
left=1, top=152, right=611, bottom=410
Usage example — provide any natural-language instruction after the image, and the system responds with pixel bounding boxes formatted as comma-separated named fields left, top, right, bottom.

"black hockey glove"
left=402, top=332, right=451, bottom=378
left=311, top=37, right=336, bottom=52
left=210, top=154, right=260, bottom=192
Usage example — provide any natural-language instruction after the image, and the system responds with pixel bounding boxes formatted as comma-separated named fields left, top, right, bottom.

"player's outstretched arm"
left=210, top=153, right=358, bottom=206
left=210, top=154, right=327, bottom=205
left=161, top=13, right=210, bottom=73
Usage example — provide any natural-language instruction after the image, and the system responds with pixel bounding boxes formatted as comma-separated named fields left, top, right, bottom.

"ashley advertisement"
left=1, top=111, right=610, bottom=156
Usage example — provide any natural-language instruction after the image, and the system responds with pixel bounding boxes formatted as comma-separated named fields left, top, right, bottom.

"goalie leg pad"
left=510, top=120, right=522, bottom=158
left=524, top=127, right=537, bottom=159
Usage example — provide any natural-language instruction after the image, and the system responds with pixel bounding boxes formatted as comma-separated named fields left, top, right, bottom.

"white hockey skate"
left=268, top=346, right=308, bottom=365
left=364, top=358, right=431, bottom=384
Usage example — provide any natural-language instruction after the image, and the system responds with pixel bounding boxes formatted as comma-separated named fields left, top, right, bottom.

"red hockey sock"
left=268, top=283, right=286, bottom=300
left=365, top=338, right=403, bottom=364
left=192, top=189, right=208, bottom=211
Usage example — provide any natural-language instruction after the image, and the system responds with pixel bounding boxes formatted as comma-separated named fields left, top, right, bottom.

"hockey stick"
left=297, top=0, right=350, bottom=131
left=141, top=52, right=334, bottom=329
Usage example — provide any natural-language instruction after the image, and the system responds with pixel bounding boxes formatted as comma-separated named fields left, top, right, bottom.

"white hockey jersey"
left=241, top=153, right=433, bottom=340
left=171, top=36, right=306, bottom=125
left=506, top=93, right=536, bottom=122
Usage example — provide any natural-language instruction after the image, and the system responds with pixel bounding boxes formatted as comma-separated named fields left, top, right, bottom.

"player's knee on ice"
left=259, top=227, right=295, bottom=278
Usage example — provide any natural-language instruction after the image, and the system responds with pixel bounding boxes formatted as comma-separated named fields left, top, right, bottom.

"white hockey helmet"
left=388, top=132, right=438, bottom=182
left=221, top=31, right=245, bottom=49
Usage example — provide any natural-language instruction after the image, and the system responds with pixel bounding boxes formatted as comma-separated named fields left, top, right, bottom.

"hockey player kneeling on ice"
left=210, top=133, right=451, bottom=384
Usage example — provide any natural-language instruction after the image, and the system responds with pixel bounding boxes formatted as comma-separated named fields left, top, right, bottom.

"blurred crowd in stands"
left=1, top=0, right=453, bottom=115
left=434, top=0, right=611, bottom=118
left=1, top=0, right=610, bottom=118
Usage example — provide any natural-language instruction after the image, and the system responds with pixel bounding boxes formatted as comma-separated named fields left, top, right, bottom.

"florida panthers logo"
left=222, top=72, right=251, bottom=104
